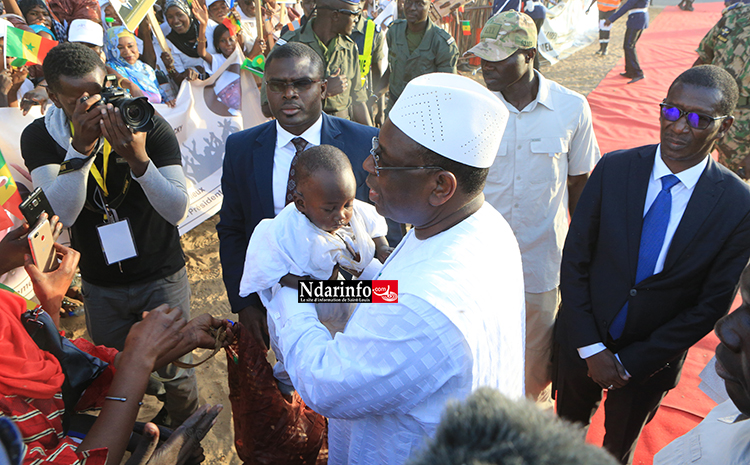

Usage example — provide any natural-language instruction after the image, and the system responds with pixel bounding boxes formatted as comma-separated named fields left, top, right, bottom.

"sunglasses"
left=369, top=137, right=443, bottom=176
left=316, top=5, right=362, bottom=15
left=659, top=103, right=728, bottom=130
left=266, top=78, right=324, bottom=93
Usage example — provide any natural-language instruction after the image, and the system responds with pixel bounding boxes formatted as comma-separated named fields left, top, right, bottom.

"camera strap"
left=66, top=122, right=112, bottom=197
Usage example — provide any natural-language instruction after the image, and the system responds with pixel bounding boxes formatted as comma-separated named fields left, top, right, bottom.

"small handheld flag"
left=222, top=13, right=242, bottom=35
left=5, top=25, right=58, bottom=65
left=0, top=150, right=24, bottom=230
left=241, top=54, right=265, bottom=77
left=461, top=20, right=471, bottom=36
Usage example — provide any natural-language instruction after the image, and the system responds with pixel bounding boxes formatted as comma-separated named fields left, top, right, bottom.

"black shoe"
left=627, top=75, right=645, bottom=84
left=620, top=72, right=635, bottom=78
left=686, top=3, right=694, bottom=10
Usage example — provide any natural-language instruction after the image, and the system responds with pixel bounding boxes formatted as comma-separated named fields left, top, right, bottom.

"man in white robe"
left=266, top=72, right=526, bottom=464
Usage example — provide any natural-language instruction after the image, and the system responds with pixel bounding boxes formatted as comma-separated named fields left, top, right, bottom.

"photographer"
left=19, top=42, right=197, bottom=429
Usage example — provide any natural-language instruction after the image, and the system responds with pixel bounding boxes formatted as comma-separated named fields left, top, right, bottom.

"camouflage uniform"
left=385, top=18, right=459, bottom=114
left=697, top=2, right=750, bottom=175
left=262, top=19, right=368, bottom=119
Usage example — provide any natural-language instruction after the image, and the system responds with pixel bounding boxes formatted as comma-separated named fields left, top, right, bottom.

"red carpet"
left=587, top=2, right=724, bottom=156
left=584, top=4, right=730, bottom=464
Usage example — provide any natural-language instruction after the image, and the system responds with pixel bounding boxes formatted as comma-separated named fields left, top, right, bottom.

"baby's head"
left=293, top=145, right=357, bottom=233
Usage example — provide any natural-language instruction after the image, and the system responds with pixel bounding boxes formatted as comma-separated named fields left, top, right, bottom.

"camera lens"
left=116, top=97, right=155, bottom=132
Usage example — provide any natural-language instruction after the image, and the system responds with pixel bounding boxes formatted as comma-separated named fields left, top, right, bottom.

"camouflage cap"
left=466, top=11, right=537, bottom=62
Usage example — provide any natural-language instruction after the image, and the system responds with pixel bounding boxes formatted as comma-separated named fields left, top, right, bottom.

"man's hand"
left=186, top=314, right=235, bottom=349
left=125, top=305, right=187, bottom=368
left=24, top=242, right=80, bottom=323
left=125, top=405, right=223, bottom=465
left=238, top=304, right=269, bottom=349
left=0, top=69, right=13, bottom=96
left=325, top=69, right=348, bottom=97
left=585, top=349, right=631, bottom=390
left=71, top=92, right=105, bottom=155
left=0, top=223, right=30, bottom=274
left=99, top=103, right=150, bottom=176
left=20, top=85, right=49, bottom=115
left=10, top=66, right=28, bottom=88
left=604, top=19, right=612, bottom=27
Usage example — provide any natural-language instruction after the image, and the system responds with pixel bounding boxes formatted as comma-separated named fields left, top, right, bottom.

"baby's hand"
left=376, top=245, right=394, bottom=263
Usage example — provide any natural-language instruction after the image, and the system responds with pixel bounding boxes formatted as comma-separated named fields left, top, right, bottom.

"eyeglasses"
left=369, top=137, right=444, bottom=176
left=316, top=5, right=362, bottom=16
left=659, top=103, right=728, bottom=130
left=266, top=78, right=324, bottom=93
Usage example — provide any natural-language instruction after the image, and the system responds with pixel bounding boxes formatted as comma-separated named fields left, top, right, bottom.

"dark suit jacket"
left=217, top=113, right=380, bottom=312
left=557, top=144, right=750, bottom=387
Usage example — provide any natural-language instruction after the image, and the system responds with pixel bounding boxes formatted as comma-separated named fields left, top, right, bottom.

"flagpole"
left=255, top=0, right=263, bottom=47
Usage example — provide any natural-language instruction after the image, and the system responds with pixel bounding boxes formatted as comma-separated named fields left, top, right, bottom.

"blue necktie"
left=609, top=174, right=680, bottom=340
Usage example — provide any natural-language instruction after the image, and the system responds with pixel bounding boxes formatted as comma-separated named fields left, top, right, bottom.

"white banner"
left=0, top=48, right=267, bottom=291
left=158, top=48, right=268, bottom=234
left=537, top=0, right=598, bottom=65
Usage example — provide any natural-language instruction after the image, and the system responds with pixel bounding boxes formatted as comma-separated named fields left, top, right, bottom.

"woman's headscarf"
left=164, top=0, right=199, bottom=58
left=0, top=290, right=64, bottom=398
left=29, top=23, right=56, bottom=39
left=105, top=26, right=162, bottom=103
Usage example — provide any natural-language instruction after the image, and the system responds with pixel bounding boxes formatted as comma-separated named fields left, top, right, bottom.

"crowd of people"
left=2, top=0, right=750, bottom=463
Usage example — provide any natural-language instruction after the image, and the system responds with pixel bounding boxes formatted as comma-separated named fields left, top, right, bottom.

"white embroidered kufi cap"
left=388, top=73, right=509, bottom=169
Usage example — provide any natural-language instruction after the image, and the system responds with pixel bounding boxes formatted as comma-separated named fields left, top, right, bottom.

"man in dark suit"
left=554, top=65, right=750, bottom=465
left=217, top=42, right=380, bottom=344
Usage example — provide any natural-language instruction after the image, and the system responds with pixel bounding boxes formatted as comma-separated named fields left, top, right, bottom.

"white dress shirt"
left=483, top=71, right=600, bottom=294
left=272, top=116, right=322, bottom=214
left=267, top=203, right=526, bottom=464
left=578, top=146, right=709, bottom=362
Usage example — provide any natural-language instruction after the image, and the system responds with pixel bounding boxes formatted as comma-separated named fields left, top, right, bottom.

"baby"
left=239, top=144, right=391, bottom=391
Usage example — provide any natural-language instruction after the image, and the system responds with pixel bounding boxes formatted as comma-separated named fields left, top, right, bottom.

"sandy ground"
left=59, top=9, right=659, bottom=464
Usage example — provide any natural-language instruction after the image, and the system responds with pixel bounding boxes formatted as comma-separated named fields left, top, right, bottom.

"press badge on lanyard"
left=97, top=206, right=137, bottom=266
left=86, top=131, right=138, bottom=267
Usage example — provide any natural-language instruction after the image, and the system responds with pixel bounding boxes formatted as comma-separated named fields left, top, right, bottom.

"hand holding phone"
left=28, top=218, right=57, bottom=273
left=20, top=188, right=55, bottom=227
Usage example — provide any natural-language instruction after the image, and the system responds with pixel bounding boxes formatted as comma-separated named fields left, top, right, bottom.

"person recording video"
left=19, top=42, right=197, bottom=429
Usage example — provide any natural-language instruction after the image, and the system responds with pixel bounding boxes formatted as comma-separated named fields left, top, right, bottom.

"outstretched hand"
left=24, top=242, right=80, bottom=325
left=125, top=405, right=223, bottom=465
left=125, top=305, right=187, bottom=368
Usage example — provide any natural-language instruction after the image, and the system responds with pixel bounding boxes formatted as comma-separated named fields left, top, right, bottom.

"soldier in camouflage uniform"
left=261, top=0, right=372, bottom=125
left=375, top=0, right=459, bottom=115
left=696, top=2, right=750, bottom=177
left=350, top=3, right=386, bottom=124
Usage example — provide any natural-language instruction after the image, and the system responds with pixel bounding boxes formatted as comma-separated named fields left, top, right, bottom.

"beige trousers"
left=525, top=288, right=561, bottom=409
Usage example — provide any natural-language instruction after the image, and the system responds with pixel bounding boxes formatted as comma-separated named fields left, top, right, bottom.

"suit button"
left=630, top=289, right=637, bottom=296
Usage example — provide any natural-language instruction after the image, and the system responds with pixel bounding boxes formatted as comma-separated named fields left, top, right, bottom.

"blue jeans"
left=82, top=267, right=199, bottom=426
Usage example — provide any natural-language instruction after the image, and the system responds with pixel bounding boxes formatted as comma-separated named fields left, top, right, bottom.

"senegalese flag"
left=222, top=13, right=242, bottom=36
left=241, top=54, right=265, bottom=77
left=0, top=150, right=24, bottom=230
left=5, top=26, right=58, bottom=66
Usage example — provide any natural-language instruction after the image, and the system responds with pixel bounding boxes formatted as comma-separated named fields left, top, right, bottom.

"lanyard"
left=69, top=122, right=112, bottom=197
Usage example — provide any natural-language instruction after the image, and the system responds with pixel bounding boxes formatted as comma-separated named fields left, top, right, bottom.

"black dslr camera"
left=99, top=75, right=155, bottom=132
